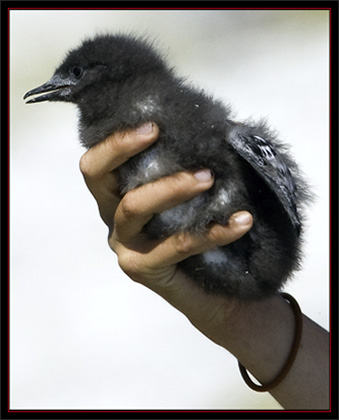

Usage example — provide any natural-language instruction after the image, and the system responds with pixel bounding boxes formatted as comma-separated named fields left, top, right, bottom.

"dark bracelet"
left=238, top=292, right=303, bottom=392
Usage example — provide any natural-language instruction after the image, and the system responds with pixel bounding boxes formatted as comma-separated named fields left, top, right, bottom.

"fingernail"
left=194, top=169, right=213, bottom=182
left=136, top=122, right=153, bottom=135
left=234, top=212, right=252, bottom=226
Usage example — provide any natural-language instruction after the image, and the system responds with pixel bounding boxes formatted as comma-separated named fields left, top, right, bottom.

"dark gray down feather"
left=24, top=33, right=312, bottom=299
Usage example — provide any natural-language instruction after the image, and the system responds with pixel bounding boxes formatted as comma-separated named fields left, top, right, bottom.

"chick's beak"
left=24, top=74, right=76, bottom=103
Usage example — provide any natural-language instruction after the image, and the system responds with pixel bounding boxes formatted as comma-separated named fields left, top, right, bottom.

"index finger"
left=79, top=122, right=159, bottom=181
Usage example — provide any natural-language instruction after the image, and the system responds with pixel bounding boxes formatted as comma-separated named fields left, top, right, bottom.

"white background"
left=10, top=9, right=329, bottom=410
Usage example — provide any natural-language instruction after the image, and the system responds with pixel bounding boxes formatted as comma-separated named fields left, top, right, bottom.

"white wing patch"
left=202, top=248, right=227, bottom=266
left=207, top=183, right=236, bottom=213
left=157, top=194, right=206, bottom=230
left=136, top=149, right=166, bottom=183
left=217, top=187, right=231, bottom=206
left=135, top=97, right=160, bottom=117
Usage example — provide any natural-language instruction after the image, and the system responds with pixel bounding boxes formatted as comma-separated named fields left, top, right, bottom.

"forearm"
left=152, top=271, right=330, bottom=410
left=225, top=294, right=329, bottom=410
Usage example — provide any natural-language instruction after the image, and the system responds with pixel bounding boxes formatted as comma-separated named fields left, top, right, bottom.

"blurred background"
left=10, top=9, right=329, bottom=410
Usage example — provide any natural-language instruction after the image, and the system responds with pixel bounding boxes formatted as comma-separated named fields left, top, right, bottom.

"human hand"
left=80, top=123, right=253, bottom=339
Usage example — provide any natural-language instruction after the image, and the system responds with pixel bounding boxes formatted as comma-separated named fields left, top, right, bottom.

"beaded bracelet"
left=238, top=292, right=303, bottom=392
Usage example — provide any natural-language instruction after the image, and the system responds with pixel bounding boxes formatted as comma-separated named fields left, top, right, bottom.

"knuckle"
left=206, top=223, right=235, bottom=246
left=117, top=252, right=141, bottom=281
left=107, top=233, right=116, bottom=252
left=79, top=152, right=94, bottom=178
left=206, top=225, right=224, bottom=245
left=117, top=252, right=131, bottom=272
left=118, top=192, right=138, bottom=220
left=172, top=231, right=195, bottom=255
left=107, top=235, right=139, bottom=278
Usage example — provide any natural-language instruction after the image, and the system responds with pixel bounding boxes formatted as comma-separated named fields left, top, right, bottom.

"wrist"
left=149, top=269, right=243, bottom=347
left=221, top=295, right=297, bottom=385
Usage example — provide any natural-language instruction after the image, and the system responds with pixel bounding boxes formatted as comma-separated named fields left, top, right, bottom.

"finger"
left=113, top=169, right=214, bottom=243
left=79, top=122, right=159, bottom=182
left=79, top=123, right=159, bottom=226
left=140, top=211, right=253, bottom=269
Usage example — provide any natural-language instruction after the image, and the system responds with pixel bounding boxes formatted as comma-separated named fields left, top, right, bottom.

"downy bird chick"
left=24, top=33, right=311, bottom=299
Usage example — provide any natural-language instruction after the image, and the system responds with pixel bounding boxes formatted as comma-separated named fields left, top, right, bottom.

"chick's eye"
left=71, top=66, right=83, bottom=78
